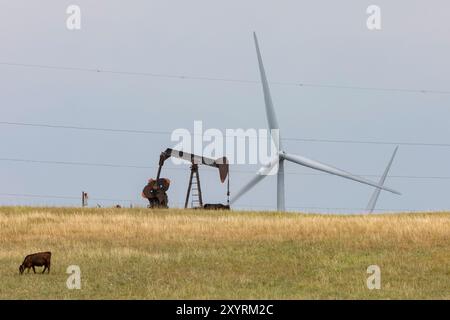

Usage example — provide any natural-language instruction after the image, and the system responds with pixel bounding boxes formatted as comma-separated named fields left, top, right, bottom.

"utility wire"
left=2, top=120, right=450, bottom=148
left=0, top=158, right=152, bottom=169
left=0, top=193, right=79, bottom=200
left=0, top=192, right=435, bottom=212
left=0, top=157, right=449, bottom=181
left=0, top=193, right=134, bottom=203
left=0, top=121, right=167, bottom=136
left=241, top=204, right=445, bottom=213
left=1, top=61, right=450, bottom=95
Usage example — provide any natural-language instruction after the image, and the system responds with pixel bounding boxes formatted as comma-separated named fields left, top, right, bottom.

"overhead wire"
left=0, top=157, right=449, bottom=181
left=1, top=61, right=450, bottom=95
left=2, top=121, right=450, bottom=148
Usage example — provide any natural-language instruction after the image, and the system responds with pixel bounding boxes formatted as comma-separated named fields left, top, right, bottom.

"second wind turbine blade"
left=281, top=152, right=401, bottom=195
left=366, top=146, right=399, bottom=213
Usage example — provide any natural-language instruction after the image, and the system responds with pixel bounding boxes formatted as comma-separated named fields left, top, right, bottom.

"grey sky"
left=1, top=0, right=449, bottom=212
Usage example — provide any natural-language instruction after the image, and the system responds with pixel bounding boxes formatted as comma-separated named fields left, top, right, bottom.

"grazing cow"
left=19, top=252, right=51, bottom=274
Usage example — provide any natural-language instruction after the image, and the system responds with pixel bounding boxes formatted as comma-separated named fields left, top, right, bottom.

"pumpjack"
left=142, top=148, right=230, bottom=209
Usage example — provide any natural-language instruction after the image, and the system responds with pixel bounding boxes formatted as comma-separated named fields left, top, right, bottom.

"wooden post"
left=82, top=191, right=88, bottom=207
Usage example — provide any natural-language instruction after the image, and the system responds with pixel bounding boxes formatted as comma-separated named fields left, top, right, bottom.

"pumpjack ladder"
left=185, top=164, right=203, bottom=208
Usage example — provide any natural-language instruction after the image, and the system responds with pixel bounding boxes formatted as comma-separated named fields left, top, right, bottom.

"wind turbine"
left=231, top=33, right=401, bottom=211
left=366, top=146, right=399, bottom=213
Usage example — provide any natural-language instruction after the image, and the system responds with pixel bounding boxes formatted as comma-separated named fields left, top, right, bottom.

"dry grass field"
left=0, top=206, right=448, bottom=299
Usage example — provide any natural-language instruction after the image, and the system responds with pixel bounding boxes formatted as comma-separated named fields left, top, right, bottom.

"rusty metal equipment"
left=142, top=148, right=230, bottom=209
left=142, top=178, right=170, bottom=208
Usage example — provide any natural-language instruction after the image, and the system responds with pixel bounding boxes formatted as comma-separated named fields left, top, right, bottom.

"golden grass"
left=0, top=206, right=449, bottom=299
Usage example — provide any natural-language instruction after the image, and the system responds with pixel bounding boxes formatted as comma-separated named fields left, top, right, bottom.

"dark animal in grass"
left=19, top=252, right=51, bottom=274
left=203, top=203, right=230, bottom=210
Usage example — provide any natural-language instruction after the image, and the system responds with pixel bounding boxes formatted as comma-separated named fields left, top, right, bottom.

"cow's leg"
left=47, top=262, right=51, bottom=274
left=32, top=266, right=36, bottom=274
left=42, top=266, right=47, bottom=274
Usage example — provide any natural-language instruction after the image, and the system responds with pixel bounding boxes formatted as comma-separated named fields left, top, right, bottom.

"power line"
left=0, top=193, right=134, bottom=203
left=237, top=203, right=438, bottom=213
left=1, top=157, right=450, bottom=181
left=1, top=61, right=450, bottom=95
left=0, top=121, right=167, bottom=136
left=2, top=120, right=450, bottom=148
left=0, top=192, right=435, bottom=212
left=283, top=137, right=450, bottom=148
left=0, top=158, right=153, bottom=170
left=0, top=193, right=79, bottom=200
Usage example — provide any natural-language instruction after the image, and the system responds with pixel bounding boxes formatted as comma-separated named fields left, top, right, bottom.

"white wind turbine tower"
left=231, top=33, right=401, bottom=211
left=366, top=146, right=399, bottom=213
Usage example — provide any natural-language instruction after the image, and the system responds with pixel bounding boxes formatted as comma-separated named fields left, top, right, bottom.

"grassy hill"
left=0, top=207, right=448, bottom=299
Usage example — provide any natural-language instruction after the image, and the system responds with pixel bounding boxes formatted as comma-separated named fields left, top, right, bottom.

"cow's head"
left=19, top=264, right=24, bottom=274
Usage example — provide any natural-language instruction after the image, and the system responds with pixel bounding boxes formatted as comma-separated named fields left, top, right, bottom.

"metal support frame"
left=184, top=164, right=203, bottom=209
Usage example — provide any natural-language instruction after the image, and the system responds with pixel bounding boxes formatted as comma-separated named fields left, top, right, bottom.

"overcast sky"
left=1, top=0, right=449, bottom=212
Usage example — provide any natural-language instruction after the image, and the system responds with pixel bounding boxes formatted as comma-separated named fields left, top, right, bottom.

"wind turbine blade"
left=366, top=146, right=399, bottom=213
left=253, top=32, right=282, bottom=151
left=230, top=173, right=267, bottom=205
left=231, top=157, right=279, bottom=205
left=281, top=152, right=401, bottom=195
